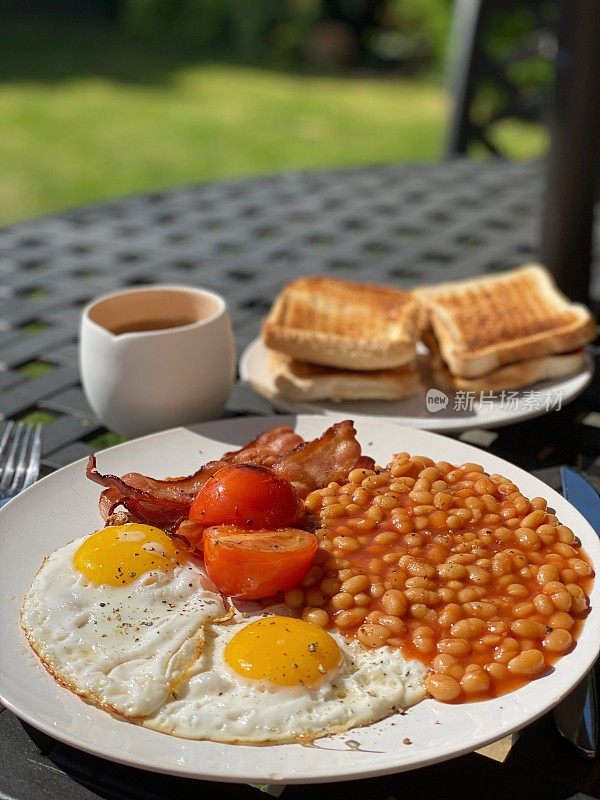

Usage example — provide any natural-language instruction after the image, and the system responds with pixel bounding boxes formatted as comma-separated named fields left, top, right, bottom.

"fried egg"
left=20, top=524, right=227, bottom=718
left=142, top=615, right=427, bottom=743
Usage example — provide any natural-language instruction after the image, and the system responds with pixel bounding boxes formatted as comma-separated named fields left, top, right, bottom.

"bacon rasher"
left=87, top=421, right=373, bottom=532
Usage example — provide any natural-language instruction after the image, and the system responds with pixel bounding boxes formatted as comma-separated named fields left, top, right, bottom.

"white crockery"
left=80, top=285, right=236, bottom=437
left=1, top=415, right=599, bottom=784
left=240, top=338, right=594, bottom=433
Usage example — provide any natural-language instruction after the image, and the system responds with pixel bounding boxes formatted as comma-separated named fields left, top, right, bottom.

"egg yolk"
left=224, top=616, right=341, bottom=687
left=73, top=524, right=181, bottom=586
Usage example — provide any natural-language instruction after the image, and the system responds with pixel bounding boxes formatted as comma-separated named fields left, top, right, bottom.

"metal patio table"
left=1, top=159, right=600, bottom=800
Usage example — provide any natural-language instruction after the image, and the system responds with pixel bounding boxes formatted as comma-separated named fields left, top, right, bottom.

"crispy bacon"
left=222, top=426, right=304, bottom=465
left=271, top=420, right=375, bottom=496
left=87, top=421, right=373, bottom=532
left=87, top=426, right=304, bottom=530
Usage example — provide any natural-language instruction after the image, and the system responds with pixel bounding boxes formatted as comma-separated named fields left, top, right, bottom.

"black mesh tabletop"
left=1, top=159, right=600, bottom=800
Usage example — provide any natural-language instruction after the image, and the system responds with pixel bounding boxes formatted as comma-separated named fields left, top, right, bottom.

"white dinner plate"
left=1, top=415, right=599, bottom=784
left=240, top=338, right=594, bottom=433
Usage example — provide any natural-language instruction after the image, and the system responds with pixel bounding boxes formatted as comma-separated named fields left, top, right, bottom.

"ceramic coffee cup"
left=80, top=285, right=236, bottom=438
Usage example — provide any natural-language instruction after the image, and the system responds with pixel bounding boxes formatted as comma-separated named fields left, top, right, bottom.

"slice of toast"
left=424, top=328, right=587, bottom=391
left=268, top=349, right=421, bottom=402
left=414, top=265, right=596, bottom=379
left=262, top=276, right=420, bottom=370
left=431, top=350, right=587, bottom=392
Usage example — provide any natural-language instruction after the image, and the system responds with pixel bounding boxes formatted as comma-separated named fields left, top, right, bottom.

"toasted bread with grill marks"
left=262, top=276, right=420, bottom=370
left=268, top=349, right=421, bottom=402
left=414, top=265, right=596, bottom=379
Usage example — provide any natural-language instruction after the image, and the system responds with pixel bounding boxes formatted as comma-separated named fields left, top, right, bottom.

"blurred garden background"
left=1, top=0, right=550, bottom=227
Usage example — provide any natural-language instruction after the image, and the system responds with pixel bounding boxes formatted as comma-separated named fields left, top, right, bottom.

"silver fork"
left=0, top=422, right=42, bottom=508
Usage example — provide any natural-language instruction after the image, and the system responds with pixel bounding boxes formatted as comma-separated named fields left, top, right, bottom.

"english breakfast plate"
left=240, top=338, right=594, bottom=434
left=1, top=414, right=599, bottom=784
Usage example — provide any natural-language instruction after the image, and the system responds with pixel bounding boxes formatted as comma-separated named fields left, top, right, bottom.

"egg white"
left=142, top=616, right=427, bottom=743
left=20, top=536, right=227, bottom=718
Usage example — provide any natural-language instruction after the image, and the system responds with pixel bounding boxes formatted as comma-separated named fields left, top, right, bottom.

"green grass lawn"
left=0, top=19, right=547, bottom=226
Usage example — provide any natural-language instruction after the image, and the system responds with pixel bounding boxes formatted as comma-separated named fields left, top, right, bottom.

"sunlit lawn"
left=0, top=19, right=546, bottom=226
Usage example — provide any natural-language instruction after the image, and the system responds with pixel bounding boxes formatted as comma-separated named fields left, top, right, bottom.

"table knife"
left=553, top=466, right=600, bottom=758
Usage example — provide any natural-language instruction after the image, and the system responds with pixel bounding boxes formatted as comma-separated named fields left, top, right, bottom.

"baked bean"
left=536, top=563, right=560, bottom=585
left=353, top=592, right=371, bottom=607
left=512, top=601, right=535, bottom=618
left=389, top=482, right=411, bottom=494
left=467, top=565, right=491, bottom=584
left=506, top=583, right=529, bottom=599
left=530, top=496, right=548, bottom=510
left=556, top=525, right=575, bottom=543
left=340, top=574, right=370, bottom=594
left=438, top=604, right=463, bottom=628
left=550, top=590, right=572, bottom=612
left=405, top=560, right=437, bottom=579
left=358, top=623, right=392, bottom=648
left=437, top=637, right=470, bottom=656
left=542, top=629, right=573, bottom=653
left=513, top=495, right=531, bottom=515
left=446, top=515, right=465, bottom=530
left=412, top=504, right=435, bottom=517
left=380, top=589, right=407, bottom=617
left=383, top=570, right=406, bottom=590
left=432, top=653, right=464, bottom=680
left=409, top=490, right=434, bottom=505
left=365, top=505, right=383, bottom=523
left=333, top=535, right=361, bottom=553
left=568, top=558, right=593, bottom=577
left=494, top=639, right=520, bottom=664
left=367, top=611, right=405, bottom=635
left=507, top=649, right=546, bottom=676
left=521, top=510, right=546, bottom=529
left=511, top=619, right=547, bottom=639
left=487, top=620, right=509, bottom=636
left=554, top=543, right=577, bottom=559
left=410, top=604, right=429, bottom=619
left=565, top=584, right=588, bottom=613
left=348, top=467, right=374, bottom=483
left=301, top=607, right=329, bottom=627
left=420, top=467, right=441, bottom=483
left=548, top=611, right=574, bottom=630
left=462, top=601, right=498, bottom=619
left=331, top=592, right=354, bottom=610
left=515, top=528, right=541, bottom=550
left=450, top=618, right=486, bottom=639
left=533, top=593, right=554, bottom=616
left=457, top=586, right=486, bottom=604
left=425, top=673, right=461, bottom=702
left=461, top=669, right=490, bottom=695
left=485, top=662, right=510, bottom=681
left=351, top=518, right=376, bottom=532
left=373, top=494, right=401, bottom=511
left=335, top=607, right=367, bottom=628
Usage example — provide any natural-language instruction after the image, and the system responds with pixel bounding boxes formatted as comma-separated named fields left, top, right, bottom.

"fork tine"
left=9, top=424, right=33, bottom=495
left=0, top=421, right=15, bottom=465
left=0, top=423, right=23, bottom=491
left=21, top=424, right=42, bottom=491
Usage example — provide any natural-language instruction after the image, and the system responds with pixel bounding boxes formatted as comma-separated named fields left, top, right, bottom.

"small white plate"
left=1, top=415, right=599, bottom=784
left=240, top=338, right=594, bottom=433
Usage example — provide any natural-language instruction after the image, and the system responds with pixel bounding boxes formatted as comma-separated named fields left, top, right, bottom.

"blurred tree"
left=120, top=0, right=451, bottom=73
